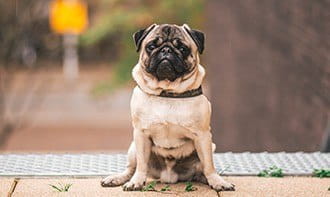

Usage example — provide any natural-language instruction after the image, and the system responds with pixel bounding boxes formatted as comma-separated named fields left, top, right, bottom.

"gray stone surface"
left=0, top=152, right=329, bottom=176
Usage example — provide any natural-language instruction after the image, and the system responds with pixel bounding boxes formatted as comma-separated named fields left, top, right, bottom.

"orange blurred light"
left=50, top=0, right=88, bottom=35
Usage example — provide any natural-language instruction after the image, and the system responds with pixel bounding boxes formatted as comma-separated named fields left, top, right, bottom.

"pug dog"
left=101, top=24, right=235, bottom=192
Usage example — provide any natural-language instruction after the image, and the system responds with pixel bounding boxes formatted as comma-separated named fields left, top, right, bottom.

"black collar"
left=159, top=86, right=203, bottom=98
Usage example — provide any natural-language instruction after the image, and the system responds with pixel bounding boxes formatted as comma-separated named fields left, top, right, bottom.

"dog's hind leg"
left=101, top=142, right=136, bottom=187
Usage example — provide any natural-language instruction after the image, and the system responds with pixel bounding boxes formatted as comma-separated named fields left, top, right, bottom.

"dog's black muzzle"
left=147, top=46, right=187, bottom=81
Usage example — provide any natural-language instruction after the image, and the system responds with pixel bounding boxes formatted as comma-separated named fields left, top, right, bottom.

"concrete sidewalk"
left=2, top=66, right=132, bottom=152
left=2, top=177, right=329, bottom=197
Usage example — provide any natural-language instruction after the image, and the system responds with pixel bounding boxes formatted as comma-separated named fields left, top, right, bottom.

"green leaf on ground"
left=258, top=166, right=283, bottom=177
left=160, top=185, right=171, bottom=191
left=313, top=169, right=330, bottom=178
left=185, top=182, right=197, bottom=192
left=141, top=181, right=157, bottom=192
left=49, top=183, right=72, bottom=192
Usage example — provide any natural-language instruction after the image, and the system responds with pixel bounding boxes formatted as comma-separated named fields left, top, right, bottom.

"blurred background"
left=0, top=0, right=329, bottom=152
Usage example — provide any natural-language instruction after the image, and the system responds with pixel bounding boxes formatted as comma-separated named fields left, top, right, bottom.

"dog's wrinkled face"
left=133, top=24, right=204, bottom=82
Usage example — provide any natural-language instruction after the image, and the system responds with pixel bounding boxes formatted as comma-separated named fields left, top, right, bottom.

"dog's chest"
left=131, top=87, right=211, bottom=148
left=147, top=122, right=191, bottom=148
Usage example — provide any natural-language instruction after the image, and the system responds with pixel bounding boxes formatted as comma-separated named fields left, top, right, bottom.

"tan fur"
left=101, top=24, right=235, bottom=192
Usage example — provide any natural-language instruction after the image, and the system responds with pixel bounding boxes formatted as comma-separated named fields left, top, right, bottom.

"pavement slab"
left=12, top=178, right=217, bottom=197
left=0, top=178, right=15, bottom=196
left=7, top=177, right=330, bottom=197
left=224, top=177, right=329, bottom=197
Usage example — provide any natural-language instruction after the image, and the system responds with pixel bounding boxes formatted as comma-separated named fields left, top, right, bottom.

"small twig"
left=7, top=178, right=19, bottom=197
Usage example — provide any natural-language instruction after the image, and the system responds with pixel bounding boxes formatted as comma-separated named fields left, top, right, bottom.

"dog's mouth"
left=155, top=59, right=176, bottom=81
left=147, top=57, right=187, bottom=82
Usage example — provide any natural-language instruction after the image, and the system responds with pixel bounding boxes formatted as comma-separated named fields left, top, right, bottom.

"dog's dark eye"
left=179, top=46, right=186, bottom=52
left=179, top=46, right=190, bottom=55
left=147, top=44, right=156, bottom=51
left=177, top=45, right=190, bottom=58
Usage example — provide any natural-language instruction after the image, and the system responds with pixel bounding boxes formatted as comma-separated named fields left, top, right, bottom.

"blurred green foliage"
left=81, top=0, right=204, bottom=95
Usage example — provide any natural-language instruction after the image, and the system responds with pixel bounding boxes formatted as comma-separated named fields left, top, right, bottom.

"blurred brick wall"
left=206, top=0, right=329, bottom=151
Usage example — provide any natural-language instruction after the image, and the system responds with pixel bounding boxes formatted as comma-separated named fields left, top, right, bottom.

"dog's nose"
left=161, top=46, right=172, bottom=54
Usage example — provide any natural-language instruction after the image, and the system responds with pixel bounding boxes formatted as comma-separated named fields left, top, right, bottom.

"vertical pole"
left=63, top=34, right=79, bottom=80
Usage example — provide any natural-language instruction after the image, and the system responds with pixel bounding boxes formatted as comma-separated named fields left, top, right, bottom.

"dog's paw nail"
left=210, top=182, right=235, bottom=192
left=100, top=180, right=109, bottom=187
left=123, top=181, right=144, bottom=191
left=101, top=174, right=131, bottom=187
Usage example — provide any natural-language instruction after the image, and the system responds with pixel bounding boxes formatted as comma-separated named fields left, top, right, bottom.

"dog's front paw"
left=122, top=173, right=146, bottom=191
left=101, top=173, right=131, bottom=187
left=206, top=173, right=235, bottom=192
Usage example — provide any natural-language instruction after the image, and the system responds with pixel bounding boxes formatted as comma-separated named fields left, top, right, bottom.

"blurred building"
left=207, top=0, right=329, bottom=152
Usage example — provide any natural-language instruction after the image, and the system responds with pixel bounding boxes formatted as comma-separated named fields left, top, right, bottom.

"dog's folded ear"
left=133, top=24, right=157, bottom=52
left=183, top=24, right=205, bottom=54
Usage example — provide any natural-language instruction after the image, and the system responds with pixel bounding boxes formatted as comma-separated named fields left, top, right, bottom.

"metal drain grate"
left=0, top=152, right=329, bottom=177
